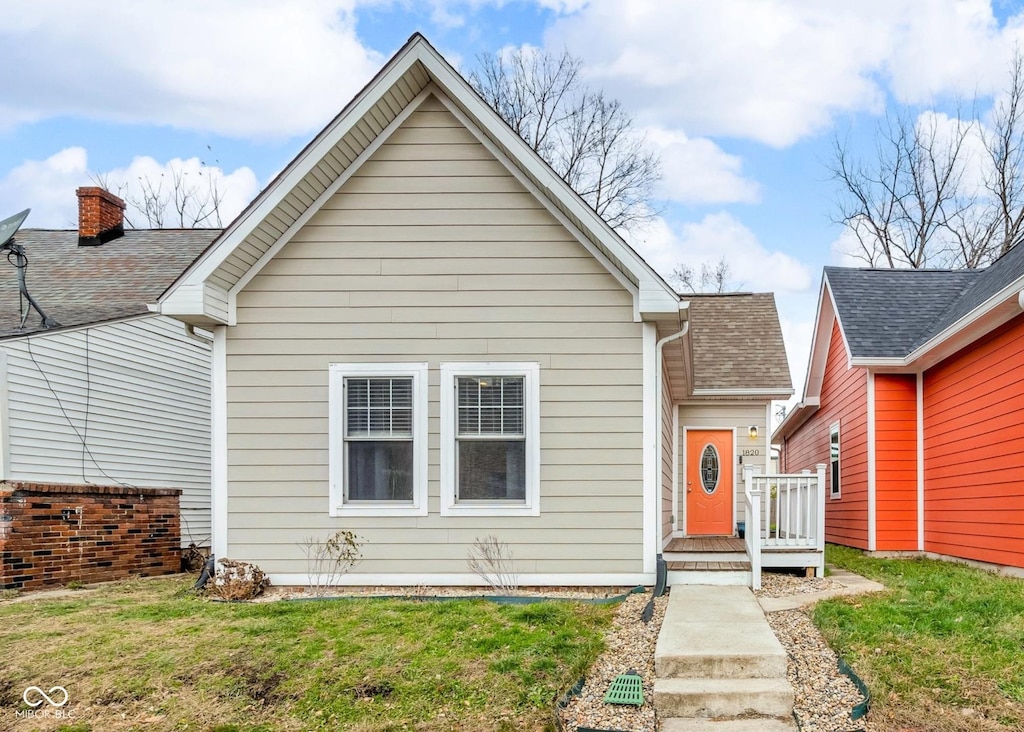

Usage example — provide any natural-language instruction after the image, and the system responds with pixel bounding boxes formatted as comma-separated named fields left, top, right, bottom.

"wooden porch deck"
left=665, top=537, right=745, bottom=553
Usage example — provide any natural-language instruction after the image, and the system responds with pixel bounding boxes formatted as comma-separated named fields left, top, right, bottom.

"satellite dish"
left=0, top=208, right=30, bottom=249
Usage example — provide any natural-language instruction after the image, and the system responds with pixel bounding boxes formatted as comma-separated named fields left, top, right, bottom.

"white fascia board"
left=413, top=42, right=680, bottom=307
left=158, top=38, right=429, bottom=307
left=849, top=356, right=908, bottom=368
left=691, top=388, right=795, bottom=398
left=639, top=280, right=684, bottom=317
left=801, top=278, right=837, bottom=404
left=772, top=397, right=820, bottom=441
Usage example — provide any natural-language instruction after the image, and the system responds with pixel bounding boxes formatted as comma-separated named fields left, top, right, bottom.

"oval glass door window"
left=700, top=445, right=720, bottom=494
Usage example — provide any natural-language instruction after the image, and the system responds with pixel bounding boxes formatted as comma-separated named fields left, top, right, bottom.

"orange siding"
left=923, top=313, right=1024, bottom=568
left=782, top=320, right=869, bottom=548
left=873, top=374, right=918, bottom=550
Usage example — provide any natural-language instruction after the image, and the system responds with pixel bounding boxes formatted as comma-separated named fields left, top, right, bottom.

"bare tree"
left=671, top=257, right=733, bottom=293
left=830, top=107, right=974, bottom=268
left=830, top=50, right=1024, bottom=269
left=471, top=47, right=660, bottom=231
left=979, top=50, right=1024, bottom=260
left=92, top=156, right=225, bottom=230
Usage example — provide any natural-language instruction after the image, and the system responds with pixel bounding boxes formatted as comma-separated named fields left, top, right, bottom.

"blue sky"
left=2, top=0, right=1024, bottom=404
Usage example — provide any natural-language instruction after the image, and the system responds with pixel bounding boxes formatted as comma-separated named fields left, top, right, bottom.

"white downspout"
left=655, top=320, right=690, bottom=553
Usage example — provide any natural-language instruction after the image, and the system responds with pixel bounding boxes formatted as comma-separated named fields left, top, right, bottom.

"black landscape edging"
left=838, top=656, right=871, bottom=721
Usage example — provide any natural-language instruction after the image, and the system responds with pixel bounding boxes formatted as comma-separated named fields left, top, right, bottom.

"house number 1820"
left=741, top=449, right=761, bottom=456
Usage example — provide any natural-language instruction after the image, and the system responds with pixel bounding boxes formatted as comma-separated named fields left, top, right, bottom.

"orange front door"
left=686, top=430, right=734, bottom=535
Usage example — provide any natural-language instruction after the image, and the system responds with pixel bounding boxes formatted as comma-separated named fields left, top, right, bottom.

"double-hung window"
left=440, top=362, right=540, bottom=516
left=329, top=363, right=427, bottom=516
left=829, top=422, right=841, bottom=499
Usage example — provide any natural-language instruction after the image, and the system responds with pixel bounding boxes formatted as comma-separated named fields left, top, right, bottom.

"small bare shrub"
left=208, top=558, right=270, bottom=601
left=299, top=530, right=364, bottom=597
left=467, top=535, right=519, bottom=593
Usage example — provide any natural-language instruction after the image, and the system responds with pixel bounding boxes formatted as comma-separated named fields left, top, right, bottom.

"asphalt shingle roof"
left=0, top=229, right=219, bottom=338
left=825, top=242, right=1024, bottom=359
left=686, top=293, right=792, bottom=393
left=824, top=267, right=980, bottom=358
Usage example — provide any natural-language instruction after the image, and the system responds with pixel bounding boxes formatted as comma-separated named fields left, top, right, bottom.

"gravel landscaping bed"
left=766, top=608, right=867, bottom=732
left=558, top=592, right=667, bottom=732
left=756, top=570, right=842, bottom=598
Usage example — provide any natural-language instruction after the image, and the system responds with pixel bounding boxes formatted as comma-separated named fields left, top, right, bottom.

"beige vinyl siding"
left=678, top=403, right=768, bottom=530
left=226, top=95, right=645, bottom=577
left=2, top=316, right=212, bottom=547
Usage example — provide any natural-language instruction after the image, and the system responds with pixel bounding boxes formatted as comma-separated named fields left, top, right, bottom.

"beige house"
left=155, top=34, right=796, bottom=587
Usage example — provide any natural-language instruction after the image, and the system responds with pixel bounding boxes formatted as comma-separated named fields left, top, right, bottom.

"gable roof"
left=825, top=267, right=980, bottom=358
left=155, top=33, right=681, bottom=326
left=0, top=229, right=218, bottom=339
left=776, top=243, right=1024, bottom=441
left=686, top=293, right=793, bottom=397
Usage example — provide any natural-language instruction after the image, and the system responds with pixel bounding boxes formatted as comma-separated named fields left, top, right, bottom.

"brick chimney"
left=76, top=187, right=126, bottom=246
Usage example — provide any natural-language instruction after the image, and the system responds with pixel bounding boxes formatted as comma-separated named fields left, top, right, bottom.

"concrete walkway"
left=757, top=568, right=885, bottom=613
left=654, top=586, right=796, bottom=730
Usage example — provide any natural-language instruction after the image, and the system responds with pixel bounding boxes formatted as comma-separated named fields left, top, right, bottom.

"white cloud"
left=645, top=127, right=760, bottom=204
left=626, top=212, right=813, bottom=294
left=544, top=0, right=1024, bottom=147
left=0, top=148, right=258, bottom=230
left=0, top=1, right=383, bottom=138
left=778, top=313, right=816, bottom=410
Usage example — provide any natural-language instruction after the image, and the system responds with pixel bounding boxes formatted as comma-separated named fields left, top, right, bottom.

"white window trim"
left=328, top=362, right=428, bottom=517
left=440, top=362, right=540, bottom=517
left=829, top=421, right=841, bottom=500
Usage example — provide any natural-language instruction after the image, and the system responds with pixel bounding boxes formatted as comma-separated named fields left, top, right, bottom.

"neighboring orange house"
left=775, top=247, right=1024, bottom=570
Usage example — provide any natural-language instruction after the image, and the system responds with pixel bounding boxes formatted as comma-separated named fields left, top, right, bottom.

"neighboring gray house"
left=0, top=188, right=217, bottom=547
left=155, top=34, right=796, bottom=586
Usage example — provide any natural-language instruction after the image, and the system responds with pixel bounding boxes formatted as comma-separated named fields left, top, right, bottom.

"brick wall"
left=0, top=482, right=181, bottom=590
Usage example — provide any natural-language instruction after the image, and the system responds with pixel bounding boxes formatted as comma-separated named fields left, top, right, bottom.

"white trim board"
left=642, top=323, right=658, bottom=572
left=866, top=370, right=877, bottom=551
left=917, top=371, right=925, bottom=551
left=211, top=325, right=228, bottom=561
left=268, top=573, right=656, bottom=587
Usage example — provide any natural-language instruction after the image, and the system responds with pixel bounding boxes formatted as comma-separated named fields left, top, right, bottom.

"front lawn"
left=816, top=545, right=1024, bottom=731
left=0, top=577, right=615, bottom=731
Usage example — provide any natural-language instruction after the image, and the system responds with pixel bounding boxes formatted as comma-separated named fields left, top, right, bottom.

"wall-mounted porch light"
left=748, top=425, right=759, bottom=440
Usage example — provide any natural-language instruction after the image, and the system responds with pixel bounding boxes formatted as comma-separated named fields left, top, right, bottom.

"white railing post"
left=743, top=464, right=761, bottom=591
left=815, top=464, right=827, bottom=573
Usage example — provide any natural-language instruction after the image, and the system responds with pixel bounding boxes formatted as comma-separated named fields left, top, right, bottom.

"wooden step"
left=667, top=561, right=751, bottom=571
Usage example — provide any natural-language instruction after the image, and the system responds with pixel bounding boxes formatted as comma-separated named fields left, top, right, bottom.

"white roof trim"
left=691, top=388, right=795, bottom=397
left=157, top=34, right=680, bottom=324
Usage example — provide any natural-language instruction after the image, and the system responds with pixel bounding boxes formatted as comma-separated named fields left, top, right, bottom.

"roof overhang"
left=849, top=279, right=1024, bottom=372
left=772, top=396, right=820, bottom=441
left=153, top=33, right=680, bottom=327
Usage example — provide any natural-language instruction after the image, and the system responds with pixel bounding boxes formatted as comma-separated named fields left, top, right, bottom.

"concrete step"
left=661, top=717, right=797, bottom=731
left=656, top=587, right=788, bottom=678
left=654, top=677, right=794, bottom=719
left=667, top=570, right=750, bottom=586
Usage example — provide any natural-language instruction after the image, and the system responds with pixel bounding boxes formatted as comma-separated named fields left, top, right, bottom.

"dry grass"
left=0, top=576, right=613, bottom=731
left=817, top=546, right=1024, bottom=732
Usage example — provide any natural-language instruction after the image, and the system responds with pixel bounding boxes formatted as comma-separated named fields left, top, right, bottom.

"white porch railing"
left=742, top=464, right=827, bottom=590
left=742, top=478, right=762, bottom=590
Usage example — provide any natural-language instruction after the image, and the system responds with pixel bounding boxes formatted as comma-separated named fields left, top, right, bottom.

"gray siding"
left=678, top=402, right=769, bottom=531
left=226, top=95, right=645, bottom=578
left=2, top=316, right=212, bottom=546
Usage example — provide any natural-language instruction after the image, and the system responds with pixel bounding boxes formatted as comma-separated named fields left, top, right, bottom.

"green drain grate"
left=603, top=671, right=644, bottom=706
